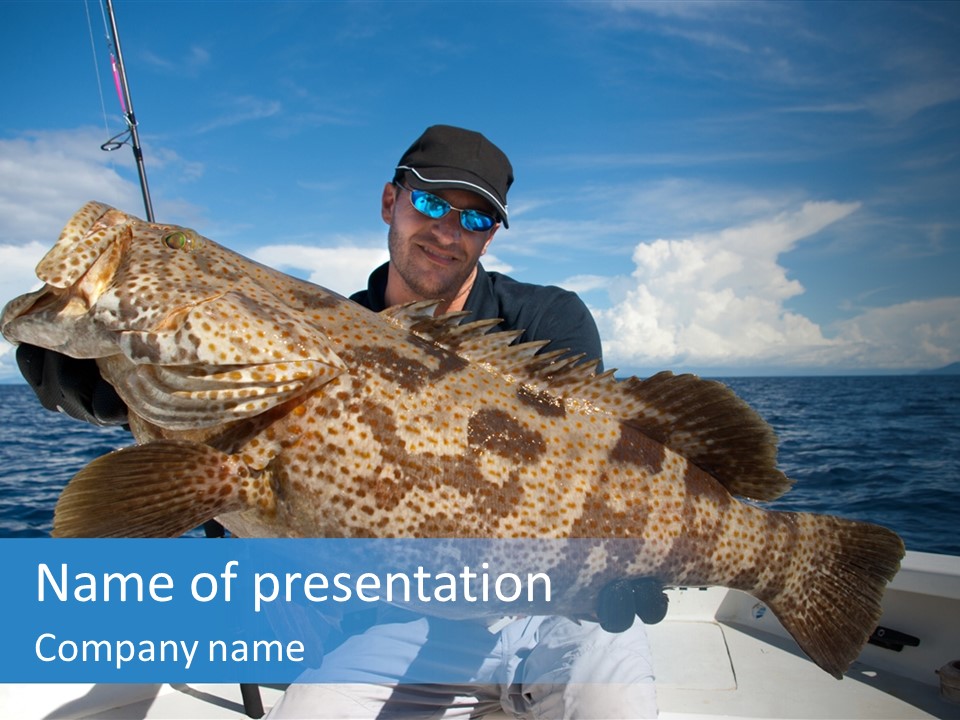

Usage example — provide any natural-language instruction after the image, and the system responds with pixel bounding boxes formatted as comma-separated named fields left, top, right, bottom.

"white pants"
left=266, top=614, right=657, bottom=719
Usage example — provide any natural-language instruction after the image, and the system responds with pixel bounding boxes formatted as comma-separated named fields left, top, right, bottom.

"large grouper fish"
left=2, top=201, right=904, bottom=678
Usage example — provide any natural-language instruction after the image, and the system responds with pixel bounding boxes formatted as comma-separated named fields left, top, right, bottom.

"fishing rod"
left=100, top=0, right=154, bottom=221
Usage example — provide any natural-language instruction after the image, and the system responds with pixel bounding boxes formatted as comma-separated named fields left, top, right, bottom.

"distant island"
left=919, top=361, right=960, bottom=375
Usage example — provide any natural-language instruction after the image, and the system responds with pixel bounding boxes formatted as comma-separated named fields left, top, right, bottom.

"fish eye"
left=163, top=231, right=187, bottom=249
left=162, top=230, right=202, bottom=252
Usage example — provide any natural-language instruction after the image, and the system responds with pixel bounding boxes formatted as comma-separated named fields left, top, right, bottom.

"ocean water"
left=0, top=377, right=958, bottom=555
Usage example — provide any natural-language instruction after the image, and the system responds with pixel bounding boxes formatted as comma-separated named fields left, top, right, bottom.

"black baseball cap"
left=393, top=125, right=514, bottom=227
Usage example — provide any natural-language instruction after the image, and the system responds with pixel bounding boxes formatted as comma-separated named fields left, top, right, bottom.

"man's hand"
left=16, top=344, right=128, bottom=426
left=597, top=578, right=669, bottom=632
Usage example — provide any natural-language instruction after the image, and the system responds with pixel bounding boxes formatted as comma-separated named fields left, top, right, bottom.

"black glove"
left=16, top=344, right=129, bottom=426
left=597, top=577, right=668, bottom=632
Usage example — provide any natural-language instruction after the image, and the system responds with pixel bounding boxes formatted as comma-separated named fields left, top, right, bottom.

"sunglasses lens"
left=410, top=190, right=449, bottom=219
left=460, top=210, right=496, bottom=233
left=408, top=188, right=496, bottom=232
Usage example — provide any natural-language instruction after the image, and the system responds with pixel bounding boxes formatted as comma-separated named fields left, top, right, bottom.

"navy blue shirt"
left=351, top=262, right=603, bottom=370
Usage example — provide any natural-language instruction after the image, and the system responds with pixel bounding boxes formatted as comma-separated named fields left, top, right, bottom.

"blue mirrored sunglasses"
left=403, top=186, right=498, bottom=233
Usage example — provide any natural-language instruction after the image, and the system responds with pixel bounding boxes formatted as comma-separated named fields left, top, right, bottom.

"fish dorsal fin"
left=381, top=302, right=558, bottom=376
left=529, top=366, right=791, bottom=502
left=380, top=299, right=447, bottom=326
left=616, top=372, right=792, bottom=501
left=382, top=303, right=790, bottom=501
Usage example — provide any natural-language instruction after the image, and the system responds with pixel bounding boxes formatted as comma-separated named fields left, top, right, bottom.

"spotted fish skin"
left=1, top=202, right=904, bottom=678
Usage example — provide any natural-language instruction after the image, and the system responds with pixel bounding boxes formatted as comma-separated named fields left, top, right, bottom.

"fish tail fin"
left=53, top=440, right=265, bottom=538
left=762, top=514, right=905, bottom=679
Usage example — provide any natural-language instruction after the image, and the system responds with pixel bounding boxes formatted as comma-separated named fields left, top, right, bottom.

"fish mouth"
left=0, top=269, right=124, bottom=357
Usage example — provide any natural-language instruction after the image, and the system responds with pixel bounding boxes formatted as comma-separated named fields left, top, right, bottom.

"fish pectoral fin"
left=103, top=355, right=343, bottom=430
left=52, top=440, right=268, bottom=538
left=107, top=289, right=346, bottom=429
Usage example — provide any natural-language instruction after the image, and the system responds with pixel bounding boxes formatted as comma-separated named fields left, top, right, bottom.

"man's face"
left=381, top=183, right=499, bottom=307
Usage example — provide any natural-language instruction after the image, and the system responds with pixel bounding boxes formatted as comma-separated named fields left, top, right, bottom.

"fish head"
left=2, top=201, right=348, bottom=429
left=2, top=201, right=231, bottom=356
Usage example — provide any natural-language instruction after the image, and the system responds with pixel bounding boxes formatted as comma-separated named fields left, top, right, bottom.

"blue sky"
left=1, top=1, right=958, bottom=380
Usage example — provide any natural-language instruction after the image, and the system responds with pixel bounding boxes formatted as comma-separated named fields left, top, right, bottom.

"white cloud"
left=0, top=242, right=48, bottom=382
left=250, top=245, right=389, bottom=297
left=0, top=241, right=46, bottom=301
left=831, top=298, right=960, bottom=369
left=141, top=45, right=210, bottom=75
left=865, top=79, right=960, bottom=125
left=593, top=198, right=960, bottom=372
left=594, top=201, right=860, bottom=368
left=478, top=252, right=513, bottom=276
left=606, top=0, right=755, bottom=22
left=561, top=274, right=611, bottom=295
left=195, top=96, right=283, bottom=134
left=0, top=129, right=143, bottom=247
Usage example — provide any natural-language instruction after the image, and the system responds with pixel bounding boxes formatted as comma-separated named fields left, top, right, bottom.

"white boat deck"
left=0, top=683, right=284, bottom=719
left=4, top=551, right=959, bottom=719
left=648, top=590, right=956, bottom=719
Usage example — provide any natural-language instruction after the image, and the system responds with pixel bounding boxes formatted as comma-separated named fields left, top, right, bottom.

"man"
left=266, top=125, right=658, bottom=719
left=351, top=125, right=600, bottom=363
left=17, top=125, right=660, bottom=718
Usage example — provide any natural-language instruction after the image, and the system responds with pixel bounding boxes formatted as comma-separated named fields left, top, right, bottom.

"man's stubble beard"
left=387, top=225, right=475, bottom=303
